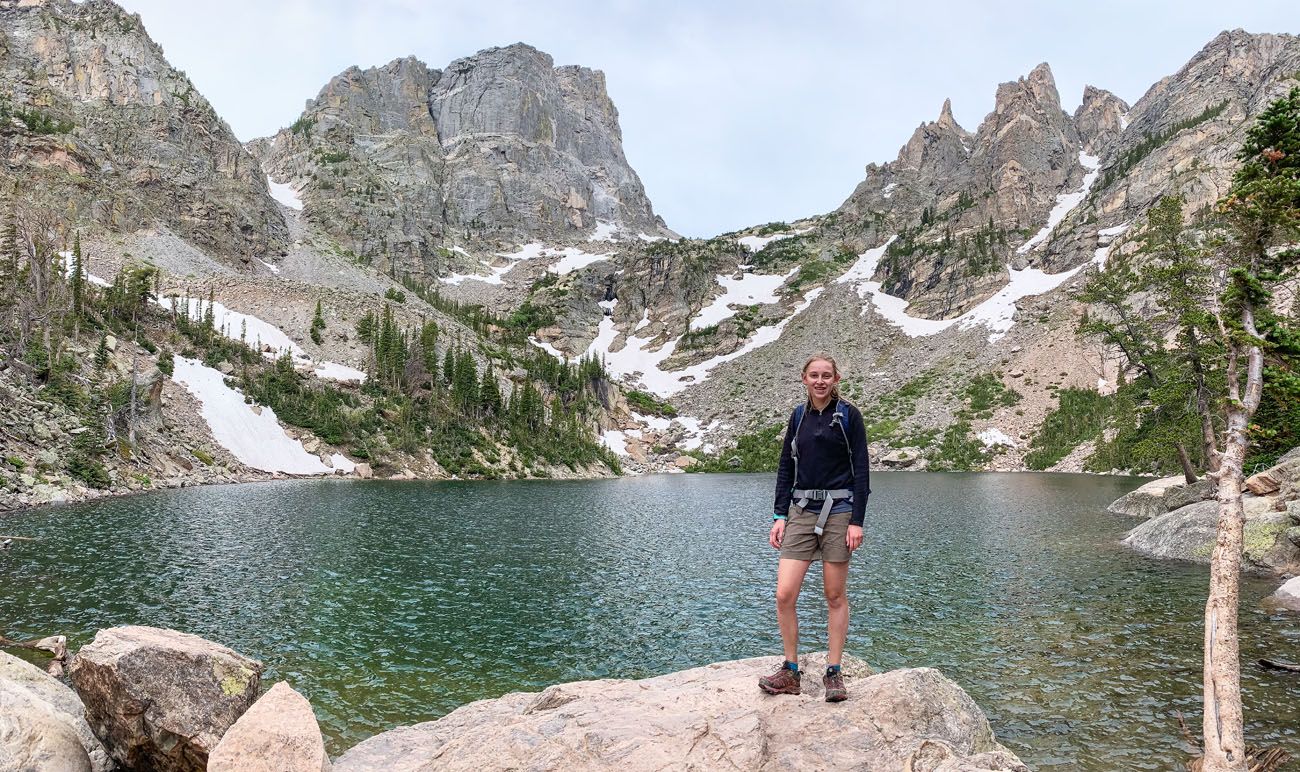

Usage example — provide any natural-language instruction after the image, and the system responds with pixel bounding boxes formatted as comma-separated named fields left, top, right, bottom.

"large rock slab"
left=1107, top=476, right=1186, bottom=518
left=335, top=653, right=1025, bottom=771
left=1122, top=494, right=1300, bottom=573
left=0, top=650, right=112, bottom=771
left=0, top=683, right=91, bottom=772
left=1265, top=576, right=1300, bottom=612
left=68, top=626, right=263, bottom=772
left=208, top=682, right=331, bottom=772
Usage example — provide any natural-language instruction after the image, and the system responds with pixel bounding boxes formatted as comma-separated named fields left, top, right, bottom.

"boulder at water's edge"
left=208, top=681, right=332, bottom=772
left=1, top=650, right=113, bottom=772
left=68, top=626, right=262, bottom=772
left=335, top=652, right=1027, bottom=771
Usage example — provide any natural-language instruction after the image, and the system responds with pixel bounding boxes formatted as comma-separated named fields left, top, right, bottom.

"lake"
left=1, top=472, right=1297, bottom=769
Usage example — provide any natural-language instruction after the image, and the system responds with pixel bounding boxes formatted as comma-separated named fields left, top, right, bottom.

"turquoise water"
left=1, top=472, right=1297, bottom=768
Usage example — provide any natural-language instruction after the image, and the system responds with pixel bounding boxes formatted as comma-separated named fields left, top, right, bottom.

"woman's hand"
left=846, top=525, right=864, bottom=552
left=769, top=519, right=786, bottom=549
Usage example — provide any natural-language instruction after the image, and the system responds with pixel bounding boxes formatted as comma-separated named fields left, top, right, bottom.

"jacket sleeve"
left=773, top=410, right=797, bottom=516
left=848, top=406, right=871, bottom=526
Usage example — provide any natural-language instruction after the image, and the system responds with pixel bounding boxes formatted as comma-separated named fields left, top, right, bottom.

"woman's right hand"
left=769, top=519, right=786, bottom=550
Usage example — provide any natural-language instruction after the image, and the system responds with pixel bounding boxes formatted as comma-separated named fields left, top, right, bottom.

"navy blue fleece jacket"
left=772, top=398, right=871, bottom=526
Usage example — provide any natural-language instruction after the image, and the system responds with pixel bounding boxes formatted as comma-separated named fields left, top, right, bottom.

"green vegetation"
left=786, top=249, right=856, bottom=293
left=1023, top=388, right=1112, bottom=470
left=0, top=99, right=75, bottom=135
left=310, top=300, right=326, bottom=345
left=625, top=389, right=676, bottom=418
left=960, top=374, right=1021, bottom=419
left=687, top=421, right=784, bottom=473
left=383, top=287, right=406, bottom=303
left=929, top=421, right=990, bottom=471
left=290, top=116, right=316, bottom=136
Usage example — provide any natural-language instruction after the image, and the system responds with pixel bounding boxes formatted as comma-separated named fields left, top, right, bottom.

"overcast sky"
left=116, top=1, right=1295, bottom=237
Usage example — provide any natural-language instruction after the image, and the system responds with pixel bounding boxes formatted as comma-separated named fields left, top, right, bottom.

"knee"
left=775, top=588, right=799, bottom=611
left=824, top=588, right=847, bottom=611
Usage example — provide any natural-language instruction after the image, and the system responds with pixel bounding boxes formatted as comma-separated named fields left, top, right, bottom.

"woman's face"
left=801, top=359, right=840, bottom=403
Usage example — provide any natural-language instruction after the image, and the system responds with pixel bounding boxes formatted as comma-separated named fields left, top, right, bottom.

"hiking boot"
left=758, top=663, right=801, bottom=695
left=823, top=669, right=847, bottom=702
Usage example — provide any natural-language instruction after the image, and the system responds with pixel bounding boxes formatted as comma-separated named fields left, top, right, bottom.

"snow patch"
left=548, top=246, right=615, bottom=275
left=1016, top=151, right=1101, bottom=255
left=589, top=220, right=620, bottom=242
left=258, top=260, right=281, bottom=275
left=267, top=176, right=304, bottom=211
left=881, top=182, right=899, bottom=199
left=689, top=268, right=796, bottom=330
left=1093, top=222, right=1130, bottom=267
left=839, top=236, right=1084, bottom=342
left=158, top=295, right=308, bottom=360
left=737, top=228, right=811, bottom=252
left=600, top=429, right=630, bottom=456
left=312, top=361, right=367, bottom=383
left=529, top=336, right=570, bottom=361
left=172, top=357, right=351, bottom=475
left=978, top=428, right=1016, bottom=448
left=637, top=232, right=667, bottom=243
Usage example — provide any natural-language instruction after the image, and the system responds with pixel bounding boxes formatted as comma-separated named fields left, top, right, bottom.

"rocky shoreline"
left=2, top=626, right=1028, bottom=771
left=1111, top=446, right=1300, bottom=607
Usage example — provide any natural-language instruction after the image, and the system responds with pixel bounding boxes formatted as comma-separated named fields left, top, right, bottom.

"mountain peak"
left=937, top=98, right=961, bottom=131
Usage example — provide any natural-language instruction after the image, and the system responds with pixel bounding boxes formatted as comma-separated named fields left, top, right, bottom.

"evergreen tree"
left=443, top=348, right=455, bottom=388
left=453, top=349, right=477, bottom=412
left=479, top=367, right=502, bottom=417
left=93, top=334, right=109, bottom=371
left=1198, top=87, right=1300, bottom=772
left=70, top=232, right=84, bottom=316
left=419, top=320, right=439, bottom=382
left=310, top=299, right=326, bottom=345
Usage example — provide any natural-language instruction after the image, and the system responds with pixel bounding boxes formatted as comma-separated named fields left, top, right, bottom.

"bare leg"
left=823, top=560, right=850, bottom=665
left=776, top=558, right=812, bottom=662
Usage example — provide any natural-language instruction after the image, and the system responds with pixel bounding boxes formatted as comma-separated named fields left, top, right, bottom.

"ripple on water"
left=1, top=473, right=1297, bottom=768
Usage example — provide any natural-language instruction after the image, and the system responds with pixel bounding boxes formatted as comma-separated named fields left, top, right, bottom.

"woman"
left=758, top=353, right=870, bottom=702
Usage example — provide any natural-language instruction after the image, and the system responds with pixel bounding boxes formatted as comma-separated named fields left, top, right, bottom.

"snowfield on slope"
left=173, top=357, right=354, bottom=475
left=838, top=236, right=1086, bottom=343
left=266, top=176, right=304, bottom=211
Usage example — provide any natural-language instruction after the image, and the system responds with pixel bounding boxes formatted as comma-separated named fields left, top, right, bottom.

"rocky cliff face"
left=253, top=43, right=671, bottom=280
left=0, top=0, right=287, bottom=263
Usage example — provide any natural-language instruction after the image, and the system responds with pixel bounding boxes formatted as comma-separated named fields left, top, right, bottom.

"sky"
left=116, top=1, right=1296, bottom=238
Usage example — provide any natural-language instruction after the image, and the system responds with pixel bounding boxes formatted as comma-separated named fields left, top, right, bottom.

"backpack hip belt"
left=792, top=488, right=853, bottom=535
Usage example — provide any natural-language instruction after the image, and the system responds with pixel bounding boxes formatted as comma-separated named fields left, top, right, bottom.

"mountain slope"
left=250, top=44, right=672, bottom=281
left=0, top=0, right=287, bottom=263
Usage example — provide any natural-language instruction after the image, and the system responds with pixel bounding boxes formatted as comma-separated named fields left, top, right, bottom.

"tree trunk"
left=1201, top=421, right=1248, bottom=771
left=1177, top=442, right=1198, bottom=484
left=1201, top=305, right=1265, bottom=772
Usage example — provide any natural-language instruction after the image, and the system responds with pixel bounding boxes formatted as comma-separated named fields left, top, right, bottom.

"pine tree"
left=93, top=333, right=109, bottom=371
left=70, top=232, right=84, bottom=316
left=310, top=299, right=326, bottom=345
left=1198, top=86, right=1300, bottom=772
left=419, top=320, right=438, bottom=382
left=443, top=348, right=455, bottom=388
left=479, top=367, right=502, bottom=417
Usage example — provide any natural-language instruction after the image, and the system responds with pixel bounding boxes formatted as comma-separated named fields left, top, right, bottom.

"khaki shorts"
left=779, top=504, right=852, bottom=563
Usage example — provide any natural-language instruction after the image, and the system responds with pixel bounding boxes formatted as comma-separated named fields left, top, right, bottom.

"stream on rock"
left=2, top=472, right=1297, bottom=769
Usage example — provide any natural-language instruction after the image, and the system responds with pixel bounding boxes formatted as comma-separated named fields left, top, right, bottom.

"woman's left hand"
left=846, top=525, right=864, bottom=552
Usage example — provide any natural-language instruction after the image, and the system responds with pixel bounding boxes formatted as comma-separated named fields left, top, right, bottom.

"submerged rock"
left=0, top=651, right=113, bottom=772
left=68, top=626, right=263, bottom=772
left=208, top=681, right=331, bottom=772
left=335, top=652, right=1025, bottom=771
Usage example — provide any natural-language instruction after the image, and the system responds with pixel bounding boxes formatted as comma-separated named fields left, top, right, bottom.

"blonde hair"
left=802, top=352, right=842, bottom=402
